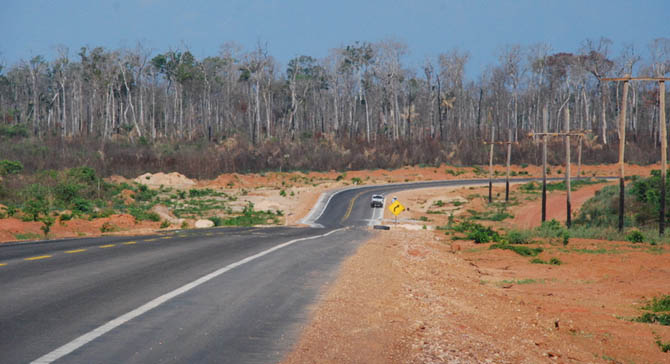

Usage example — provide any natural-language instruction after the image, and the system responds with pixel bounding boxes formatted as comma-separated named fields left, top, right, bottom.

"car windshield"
left=372, top=195, right=383, bottom=199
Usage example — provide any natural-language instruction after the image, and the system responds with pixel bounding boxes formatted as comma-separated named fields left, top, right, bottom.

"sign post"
left=388, top=200, right=405, bottom=224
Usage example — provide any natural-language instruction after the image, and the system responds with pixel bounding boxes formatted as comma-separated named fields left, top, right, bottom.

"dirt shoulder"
left=283, top=177, right=670, bottom=363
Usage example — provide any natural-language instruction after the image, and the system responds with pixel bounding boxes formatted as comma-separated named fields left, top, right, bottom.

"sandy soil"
left=3, top=163, right=669, bottom=361
left=283, top=174, right=670, bottom=364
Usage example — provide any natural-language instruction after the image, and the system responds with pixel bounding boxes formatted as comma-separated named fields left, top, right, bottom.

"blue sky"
left=1, top=0, right=668, bottom=79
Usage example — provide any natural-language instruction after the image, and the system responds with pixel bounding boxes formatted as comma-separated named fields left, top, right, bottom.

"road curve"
left=1, top=177, right=533, bottom=363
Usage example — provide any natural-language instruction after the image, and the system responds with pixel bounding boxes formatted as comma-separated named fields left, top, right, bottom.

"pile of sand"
left=134, top=172, right=196, bottom=189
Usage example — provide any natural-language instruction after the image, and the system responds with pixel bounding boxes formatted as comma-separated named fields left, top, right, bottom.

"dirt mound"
left=134, top=172, right=196, bottom=189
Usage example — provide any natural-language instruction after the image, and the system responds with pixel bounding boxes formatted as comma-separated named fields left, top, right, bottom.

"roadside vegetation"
left=437, top=172, right=670, bottom=272
left=0, top=162, right=285, bottom=238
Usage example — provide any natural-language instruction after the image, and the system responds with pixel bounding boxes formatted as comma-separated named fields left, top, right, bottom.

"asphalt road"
left=0, top=178, right=527, bottom=363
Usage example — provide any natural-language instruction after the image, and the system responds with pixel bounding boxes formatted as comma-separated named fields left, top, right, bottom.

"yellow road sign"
left=388, top=200, right=405, bottom=216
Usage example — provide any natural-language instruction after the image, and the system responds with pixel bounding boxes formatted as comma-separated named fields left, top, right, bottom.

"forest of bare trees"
left=1, top=37, right=669, bottom=177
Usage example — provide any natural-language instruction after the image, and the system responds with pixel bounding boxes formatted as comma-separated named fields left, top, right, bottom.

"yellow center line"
left=0, top=263, right=7, bottom=267
left=122, top=241, right=137, bottom=245
left=25, top=255, right=52, bottom=261
left=160, top=236, right=171, bottom=240
left=65, top=249, right=87, bottom=254
left=341, top=191, right=366, bottom=223
left=145, top=238, right=158, bottom=242
left=99, top=244, right=116, bottom=249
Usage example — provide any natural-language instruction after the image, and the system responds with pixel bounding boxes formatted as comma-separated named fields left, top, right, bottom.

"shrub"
left=644, top=295, right=670, bottom=312
left=627, top=229, right=645, bottom=243
left=23, top=198, right=48, bottom=221
left=279, top=189, right=286, bottom=197
left=160, top=220, right=171, bottom=229
left=128, top=206, right=160, bottom=222
left=71, top=197, right=94, bottom=214
left=635, top=312, right=670, bottom=326
left=0, top=124, right=29, bottom=138
left=208, top=216, right=223, bottom=226
left=189, top=188, right=214, bottom=198
left=59, top=213, right=73, bottom=221
left=55, top=182, right=83, bottom=204
left=351, top=177, right=362, bottom=185
left=505, top=230, right=532, bottom=244
left=39, top=215, right=55, bottom=237
left=535, top=219, right=567, bottom=238
left=0, top=160, right=23, bottom=175
left=67, top=166, right=98, bottom=184
left=490, top=243, right=543, bottom=256
left=531, top=257, right=562, bottom=265
left=134, top=184, right=157, bottom=202
left=463, top=223, right=501, bottom=243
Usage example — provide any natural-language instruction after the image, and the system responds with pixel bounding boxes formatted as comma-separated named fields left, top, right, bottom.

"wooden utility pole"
left=565, top=106, right=572, bottom=227
left=660, top=80, right=667, bottom=235
left=617, top=78, right=630, bottom=232
left=542, top=105, right=548, bottom=222
left=506, top=129, right=512, bottom=201
left=488, top=126, right=495, bottom=203
left=530, top=127, right=587, bottom=227
left=603, top=76, right=670, bottom=234
left=483, top=127, right=518, bottom=203
left=576, top=134, right=583, bottom=180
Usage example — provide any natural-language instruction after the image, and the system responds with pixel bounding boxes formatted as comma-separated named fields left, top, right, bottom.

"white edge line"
left=30, top=227, right=346, bottom=364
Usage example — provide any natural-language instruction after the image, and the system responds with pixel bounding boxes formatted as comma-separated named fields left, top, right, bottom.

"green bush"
left=0, top=160, right=23, bottom=175
left=534, top=219, right=567, bottom=238
left=0, top=124, right=29, bottom=138
left=134, top=184, right=157, bottom=202
left=67, top=166, right=98, bottom=184
left=55, top=182, right=83, bottom=204
left=635, top=312, right=670, bottom=326
left=189, top=188, right=214, bottom=198
left=128, top=205, right=160, bottom=222
left=626, top=230, right=645, bottom=243
left=59, top=213, right=73, bottom=221
left=160, top=220, right=171, bottom=228
left=505, top=230, right=532, bottom=244
left=71, top=197, right=94, bottom=214
left=22, top=198, right=48, bottom=221
left=208, top=216, right=224, bottom=226
left=531, top=257, right=562, bottom=265
left=461, top=223, right=501, bottom=243
left=643, top=295, right=670, bottom=312
left=490, top=243, right=543, bottom=256
left=39, top=215, right=55, bottom=237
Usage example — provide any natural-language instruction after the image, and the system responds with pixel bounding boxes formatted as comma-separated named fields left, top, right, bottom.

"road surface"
left=0, top=178, right=517, bottom=363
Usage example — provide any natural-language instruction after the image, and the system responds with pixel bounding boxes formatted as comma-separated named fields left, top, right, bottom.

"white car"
left=370, top=195, right=384, bottom=208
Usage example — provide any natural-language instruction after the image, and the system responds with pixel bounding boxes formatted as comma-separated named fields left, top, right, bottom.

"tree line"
left=0, top=38, right=669, bottom=175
